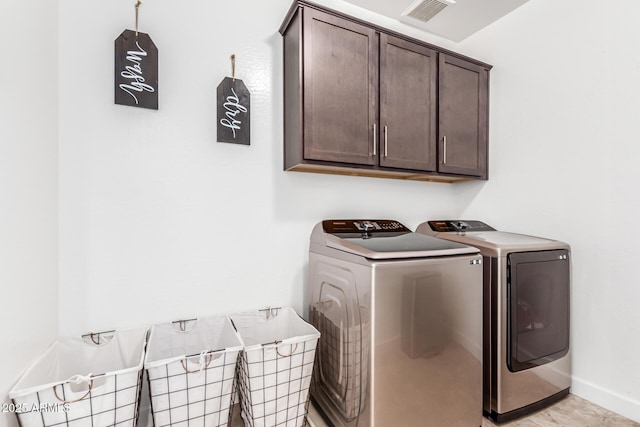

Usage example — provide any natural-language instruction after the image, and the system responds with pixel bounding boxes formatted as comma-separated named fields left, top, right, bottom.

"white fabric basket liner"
left=230, top=308, right=320, bottom=351
left=144, top=315, right=244, bottom=427
left=231, top=308, right=320, bottom=427
left=145, top=315, right=243, bottom=368
left=9, top=327, right=148, bottom=427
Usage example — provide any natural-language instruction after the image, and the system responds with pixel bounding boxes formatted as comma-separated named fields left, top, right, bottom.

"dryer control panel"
left=322, top=219, right=410, bottom=236
left=428, top=220, right=496, bottom=233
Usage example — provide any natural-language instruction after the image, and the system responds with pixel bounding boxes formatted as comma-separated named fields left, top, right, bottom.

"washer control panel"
left=323, top=219, right=410, bottom=236
left=428, top=220, right=496, bottom=233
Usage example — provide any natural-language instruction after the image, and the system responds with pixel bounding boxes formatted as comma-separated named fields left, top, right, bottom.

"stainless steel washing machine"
left=416, top=220, right=571, bottom=424
left=307, top=219, right=484, bottom=427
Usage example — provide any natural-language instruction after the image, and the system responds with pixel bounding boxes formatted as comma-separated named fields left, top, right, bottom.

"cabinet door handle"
left=384, top=126, right=388, bottom=157
left=443, top=135, right=447, bottom=164
left=373, top=124, right=377, bottom=156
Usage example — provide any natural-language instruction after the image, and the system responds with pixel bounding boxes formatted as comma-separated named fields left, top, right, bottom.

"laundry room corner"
left=0, top=1, right=59, bottom=426
left=451, top=0, right=640, bottom=421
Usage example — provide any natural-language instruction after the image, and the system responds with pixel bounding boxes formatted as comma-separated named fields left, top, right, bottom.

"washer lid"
left=416, top=220, right=570, bottom=256
left=459, top=231, right=557, bottom=247
left=313, top=220, right=479, bottom=259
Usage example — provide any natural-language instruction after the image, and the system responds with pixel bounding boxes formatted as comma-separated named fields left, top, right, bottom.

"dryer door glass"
left=507, top=250, right=570, bottom=372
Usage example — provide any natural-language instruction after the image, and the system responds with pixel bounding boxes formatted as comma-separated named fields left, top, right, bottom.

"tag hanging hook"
left=231, top=54, right=236, bottom=82
left=135, top=0, right=142, bottom=37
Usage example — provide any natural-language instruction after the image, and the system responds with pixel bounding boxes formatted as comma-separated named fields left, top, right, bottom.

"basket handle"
left=275, top=342, right=299, bottom=358
left=89, top=333, right=100, bottom=345
left=53, top=376, right=93, bottom=403
left=180, top=351, right=217, bottom=374
left=172, top=318, right=198, bottom=332
left=81, top=330, right=115, bottom=345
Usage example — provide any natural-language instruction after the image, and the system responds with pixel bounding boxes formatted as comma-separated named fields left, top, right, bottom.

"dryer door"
left=507, top=250, right=570, bottom=372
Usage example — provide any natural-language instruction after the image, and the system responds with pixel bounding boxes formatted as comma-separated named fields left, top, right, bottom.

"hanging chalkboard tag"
left=217, top=55, right=250, bottom=145
left=217, top=77, right=250, bottom=145
left=114, top=30, right=158, bottom=110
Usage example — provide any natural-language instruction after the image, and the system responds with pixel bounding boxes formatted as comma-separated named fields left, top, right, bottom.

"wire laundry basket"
left=309, top=303, right=369, bottom=421
left=9, top=327, right=148, bottom=427
left=231, top=307, right=320, bottom=427
left=144, top=315, right=244, bottom=427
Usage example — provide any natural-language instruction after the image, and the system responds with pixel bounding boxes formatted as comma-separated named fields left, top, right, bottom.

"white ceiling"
left=342, top=0, right=529, bottom=42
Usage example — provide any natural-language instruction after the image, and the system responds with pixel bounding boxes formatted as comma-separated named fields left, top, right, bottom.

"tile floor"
left=229, top=394, right=639, bottom=427
left=481, top=395, right=639, bottom=427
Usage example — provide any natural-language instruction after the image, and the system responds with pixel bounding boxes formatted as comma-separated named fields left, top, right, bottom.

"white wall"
left=0, top=1, right=59, bottom=426
left=453, top=0, right=640, bottom=422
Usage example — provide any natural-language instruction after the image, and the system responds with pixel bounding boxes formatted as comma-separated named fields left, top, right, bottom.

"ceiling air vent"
left=402, top=0, right=456, bottom=23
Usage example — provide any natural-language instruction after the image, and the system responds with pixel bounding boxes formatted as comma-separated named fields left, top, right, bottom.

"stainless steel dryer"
left=308, top=219, right=484, bottom=427
left=416, top=220, right=571, bottom=424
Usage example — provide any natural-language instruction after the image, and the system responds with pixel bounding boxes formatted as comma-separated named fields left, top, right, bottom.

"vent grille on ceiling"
left=402, top=0, right=455, bottom=23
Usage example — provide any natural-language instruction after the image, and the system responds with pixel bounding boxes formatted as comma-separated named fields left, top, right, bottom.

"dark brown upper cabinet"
left=439, top=54, right=489, bottom=179
left=380, top=34, right=437, bottom=172
left=280, top=1, right=492, bottom=183
left=301, top=7, right=378, bottom=166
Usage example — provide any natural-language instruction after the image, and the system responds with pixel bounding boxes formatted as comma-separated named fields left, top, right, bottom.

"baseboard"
left=571, top=376, right=640, bottom=423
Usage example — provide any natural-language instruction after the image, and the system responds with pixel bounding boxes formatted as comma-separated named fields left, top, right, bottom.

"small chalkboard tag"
left=114, top=30, right=158, bottom=110
left=217, top=77, right=250, bottom=145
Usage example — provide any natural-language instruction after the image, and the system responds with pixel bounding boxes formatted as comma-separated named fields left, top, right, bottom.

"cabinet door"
left=380, top=34, right=437, bottom=171
left=438, top=54, right=489, bottom=178
left=302, top=8, right=378, bottom=166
